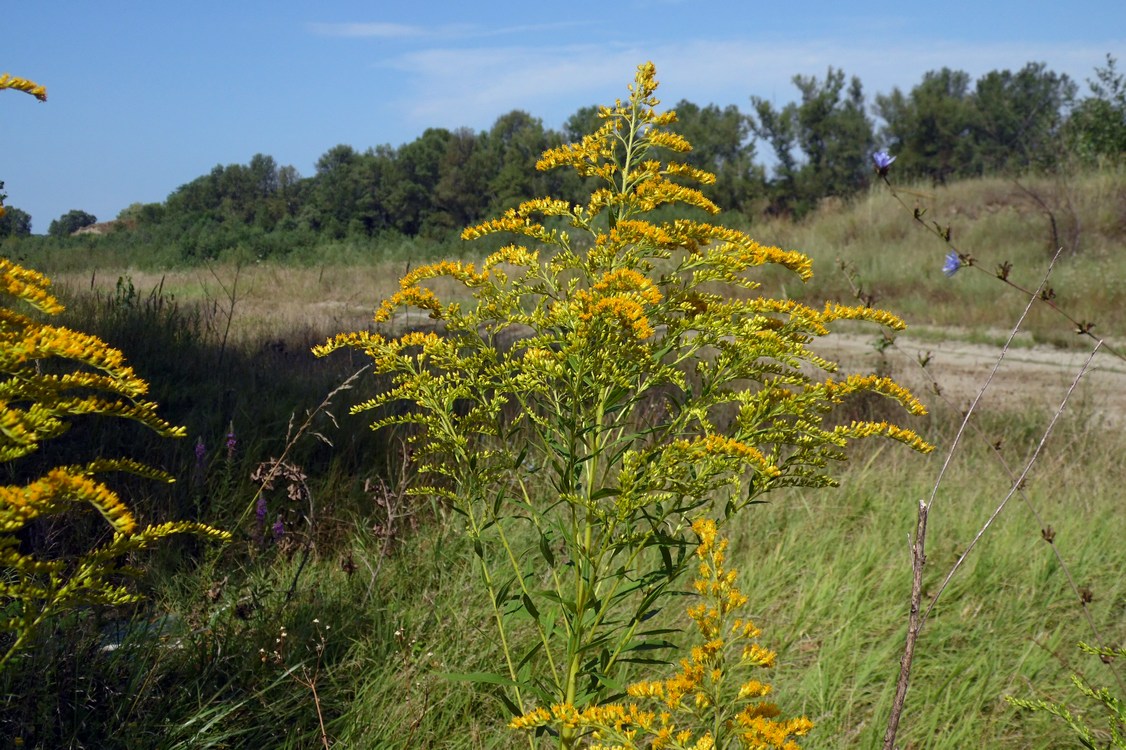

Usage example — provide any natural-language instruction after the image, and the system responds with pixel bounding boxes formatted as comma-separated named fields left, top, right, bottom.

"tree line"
left=2, top=57, right=1123, bottom=258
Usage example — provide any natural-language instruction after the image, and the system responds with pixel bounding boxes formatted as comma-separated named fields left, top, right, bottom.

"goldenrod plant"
left=0, top=256, right=230, bottom=671
left=1, top=76, right=229, bottom=672
left=1007, top=642, right=1126, bottom=750
left=511, top=519, right=814, bottom=749
left=318, top=63, right=931, bottom=746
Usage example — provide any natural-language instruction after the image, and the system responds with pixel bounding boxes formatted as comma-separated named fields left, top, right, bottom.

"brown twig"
left=920, top=342, right=1102, bottom=630
left=882, top=500, right=928, bottom=750
left=878, top=250, right=1126, bottom=748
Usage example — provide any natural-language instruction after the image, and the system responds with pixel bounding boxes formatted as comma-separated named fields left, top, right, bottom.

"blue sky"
left=4, top=1, right=1123, bottom=233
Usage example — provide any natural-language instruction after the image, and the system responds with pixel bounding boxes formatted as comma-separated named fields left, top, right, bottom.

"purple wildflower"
left=256, top=496, right=268, bottom=523
left=271, top=517, right=285, bottom=539
left=194, top=438, right=206, bottom=467
left=225, top=423, right=237, bottom=459
left=872, top=150, right=896, bottom=176
left=943, top=250, right=962, bottom=278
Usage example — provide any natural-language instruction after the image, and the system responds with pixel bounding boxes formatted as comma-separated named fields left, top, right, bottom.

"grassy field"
left=2, top=167, right=1124, bottom=748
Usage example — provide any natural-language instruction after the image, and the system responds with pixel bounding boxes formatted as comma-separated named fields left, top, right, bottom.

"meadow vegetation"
left=2, top=65, right=1124, bottom=749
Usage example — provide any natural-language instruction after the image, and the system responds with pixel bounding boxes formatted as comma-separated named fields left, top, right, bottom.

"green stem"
left=494, top=515, right=563, bottom=689
left=559, top=386, right=609, bottom=748
left=463, top=491, right=526, bottom=717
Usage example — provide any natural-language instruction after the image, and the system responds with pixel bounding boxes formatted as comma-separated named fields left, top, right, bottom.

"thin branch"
left=882, top=500, right=928, bottom=750
left=921, top=343, right=1102, bottom=629
left=924, top=249, right=1062, bottom=512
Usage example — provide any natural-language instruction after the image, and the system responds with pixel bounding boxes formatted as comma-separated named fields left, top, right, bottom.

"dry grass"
left=750, top=167, right=1126, bottom=348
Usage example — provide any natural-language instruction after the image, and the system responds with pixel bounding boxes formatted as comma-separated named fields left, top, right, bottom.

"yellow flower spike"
left=742, top=643, right=777, bottom=668
left=0, top=73, right=47, bottom=101
left=2, top=257, right=228, bottom=669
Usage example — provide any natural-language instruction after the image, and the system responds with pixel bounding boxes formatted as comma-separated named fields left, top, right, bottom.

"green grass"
left=10, top=402, right=1118, bottom=749
left=735, top=412, right=1126, bottom=749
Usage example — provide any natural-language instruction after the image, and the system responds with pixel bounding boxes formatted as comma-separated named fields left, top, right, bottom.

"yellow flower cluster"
left=670, top=435, right=781, bottom=479
left=634, top=176, right=719, bottom=215
left=482, top=244, right=539, bottom=271
left=510, top=519, right=812, bottom=749
left=461, top=206, right=561, bottom=244
left=593, top=268, right=663, bottom=304
left=2, top=258, right=230, bottom=668
left=0, top=467, right=135, bottom=535
left=536, top=122, right=617, bottom=176
left=576, top=291, right=655, bottom=340
left=823, top=374, right=929, bottom=417
left=0, top=73, right=46, bottom=102
left=372, top=285, right=442, bottom=324
left=821, top=301, right=906, bottom=331
left=832, top=420, right=933, bottom=453
left=400, top=260, right=488, bottom=288
left=0, top=260, right=64, bottom=315
left=664, top=162, right=717, bottom=185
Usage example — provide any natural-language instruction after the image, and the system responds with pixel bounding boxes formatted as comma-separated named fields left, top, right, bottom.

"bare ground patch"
left=817, top=331, right=1126, bottom=427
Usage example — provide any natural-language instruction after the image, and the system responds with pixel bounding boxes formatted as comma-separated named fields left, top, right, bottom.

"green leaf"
left=522, top=593, right=540, bottom=620
left=538, top=534, right=555, bottom=568
left=440, top=670, right=520, bottom=687
left=516, top=641, right=543, bottom=673
left=589, top=486, right=620, bottom=501
left=494, top=576, right=516, bottom=608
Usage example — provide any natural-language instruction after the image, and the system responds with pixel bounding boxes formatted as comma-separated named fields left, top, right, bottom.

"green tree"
left=384, top=127, right=451, bottom=236
left=433, top=127, right=492, bottom=231
left=563, top=104, right=603, bottom=142
left=47, top=209, right=96, bottom=237
left=484, top=110, right=552, bottom=211
left=875, top=68, right=976, bottom=183
left=751, top=67, right=874, bottom=215
left=347, top=147, right=397, bottom=237
left=1064, top=54, right=1126, bottom=163
left=302, top=144, right=362, bottom=237
left=969, top=62, right=1077, bottom=173
left=0, top=205, right=32, bottom=237
left=668, top=100, right=763, bottom=213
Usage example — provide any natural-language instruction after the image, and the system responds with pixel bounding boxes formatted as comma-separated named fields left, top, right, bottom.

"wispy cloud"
left=380, top=34, right=1123, bottom=134
left=308, top=20, right=589, bottom=42
left=308, top=22, right=427, bottom=39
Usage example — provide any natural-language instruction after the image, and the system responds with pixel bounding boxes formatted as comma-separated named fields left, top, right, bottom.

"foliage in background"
left=751, top=67, right=875, bottom=216
left=318, top=62, right=931, bottom=748
left=48, top=208, right=97, bottom=238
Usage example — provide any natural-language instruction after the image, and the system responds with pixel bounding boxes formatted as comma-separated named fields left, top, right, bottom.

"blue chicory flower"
left=872, top=150, right=896, bottom=176
left=943, top=250, right=961, bottom=277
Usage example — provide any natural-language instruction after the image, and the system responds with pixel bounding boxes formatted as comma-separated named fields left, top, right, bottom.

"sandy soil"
left=815, top=331, right=1126, bottom=428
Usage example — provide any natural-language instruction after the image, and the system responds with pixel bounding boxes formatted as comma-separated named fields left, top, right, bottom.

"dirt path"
left=817, top=331, right=1126, bottom=427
